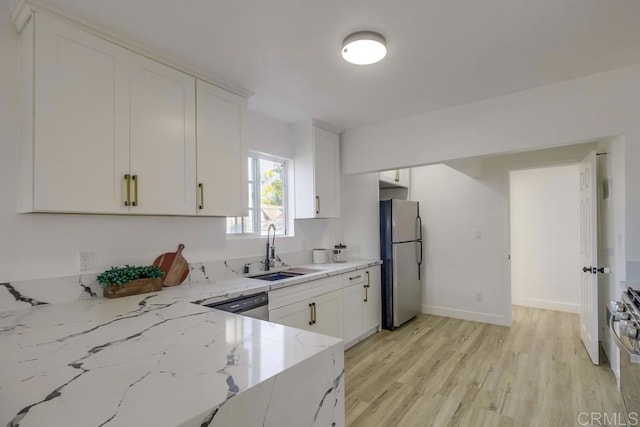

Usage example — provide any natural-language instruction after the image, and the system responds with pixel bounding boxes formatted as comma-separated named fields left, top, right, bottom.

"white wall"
left=597, top=137, right=626, bottom=380
left=341, top=64, right=640, bottom=270
left=0, top=4, right=331, bottom=281
left=411, top=144, right=595, bottom=326
left=340, top=173, right=380, bottom=260
left=509, top=165, right=581, bottom=313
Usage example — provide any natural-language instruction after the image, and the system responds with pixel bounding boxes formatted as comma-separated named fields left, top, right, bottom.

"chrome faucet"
left=264, top=224, right=277, bottom=271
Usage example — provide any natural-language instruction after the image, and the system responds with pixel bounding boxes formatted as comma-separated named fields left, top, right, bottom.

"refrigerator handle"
left=416, top=241, right=423, bottom=280
left=416, top=210, right=424, bottom=281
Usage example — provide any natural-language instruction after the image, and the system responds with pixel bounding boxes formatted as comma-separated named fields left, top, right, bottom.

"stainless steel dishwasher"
left=205, top=292, right=269, bottom=320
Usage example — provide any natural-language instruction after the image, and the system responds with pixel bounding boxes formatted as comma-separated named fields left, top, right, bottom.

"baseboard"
left=421, top=305, right=510, bottom=326
left=344, top=325, right=381, bottom=351
left=512, top=297, right=580, bottom=313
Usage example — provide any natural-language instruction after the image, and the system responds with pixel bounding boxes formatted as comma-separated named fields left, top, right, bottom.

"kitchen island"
left=0, top=296, right=344, bottom=426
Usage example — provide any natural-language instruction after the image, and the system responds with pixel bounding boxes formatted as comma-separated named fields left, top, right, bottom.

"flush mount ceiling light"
left=342, top=31, right=387, bottom=65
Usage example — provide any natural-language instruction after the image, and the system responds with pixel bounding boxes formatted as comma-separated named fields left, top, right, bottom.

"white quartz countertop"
left=0, top=259, right=379, bottom=426
left=146, top=259, right=382, bottom=306
left=0, top=298, right=342, bottom=426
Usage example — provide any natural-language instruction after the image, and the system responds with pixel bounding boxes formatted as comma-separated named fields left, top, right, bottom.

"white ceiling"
left=41, top=0, right=640, bottom=130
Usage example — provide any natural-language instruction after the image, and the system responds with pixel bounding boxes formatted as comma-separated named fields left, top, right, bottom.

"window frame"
left=226, top=152, right=291, bottom=238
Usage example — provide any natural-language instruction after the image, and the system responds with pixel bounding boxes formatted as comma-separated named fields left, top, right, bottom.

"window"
left=226, top=154, right=288, bottom=236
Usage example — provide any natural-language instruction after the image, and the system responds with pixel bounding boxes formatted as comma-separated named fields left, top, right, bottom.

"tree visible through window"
left=226, top=156, right=287, bottom=236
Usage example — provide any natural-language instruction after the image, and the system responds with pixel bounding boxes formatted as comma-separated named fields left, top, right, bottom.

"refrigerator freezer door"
left=391, top=200, right=419, bottom=242
left=392, top=241, right=422, bottom=326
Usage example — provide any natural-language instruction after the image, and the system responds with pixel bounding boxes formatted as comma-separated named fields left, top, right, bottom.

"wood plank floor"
left=345, top=306, right=625, bottom=427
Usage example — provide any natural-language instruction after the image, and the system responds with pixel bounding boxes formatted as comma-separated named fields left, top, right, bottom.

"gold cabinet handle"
left=315, top=196, right=320, bottom=215
left=198, top=183, right=204, bottom=210
left=395, top=170, right=400, bottom=182
left=312, top=302, right=317, bottom=324
left=364, top=284, right=369, bottom=302
left=132, top=175, right=139, bottom=207
left=124, top=174, right=131, bottom=206
left=349, top=275, right=362, bottom=281
left=309, top=303, right=314, bottom=325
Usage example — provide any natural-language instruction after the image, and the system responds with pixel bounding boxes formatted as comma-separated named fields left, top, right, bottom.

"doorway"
left=509, top=164, right=582, bottom=314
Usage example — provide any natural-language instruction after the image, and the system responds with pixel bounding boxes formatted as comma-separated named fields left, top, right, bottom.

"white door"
left=129, top=55, right=196, bottom=215
left=313, top=127, right=339, bottom=218
left=343, top=283, right=364, bottom=343
left=196, top=80, right=248, bottom=217
left=268, top=299, right=313, bottom=331
left=34, top=14, right=130, bottom=213
left=580, top=151, right=599, bottom=365
left=363, top=267, right=382, bottom=331
left=313, top=290, right=344, bottom=339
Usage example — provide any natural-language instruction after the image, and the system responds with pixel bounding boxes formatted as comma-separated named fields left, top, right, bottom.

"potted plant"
left=98, top=265, right=165, bottom=298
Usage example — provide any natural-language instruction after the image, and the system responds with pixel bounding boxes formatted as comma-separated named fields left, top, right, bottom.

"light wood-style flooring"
left=345, top=306, right=625, bottom=427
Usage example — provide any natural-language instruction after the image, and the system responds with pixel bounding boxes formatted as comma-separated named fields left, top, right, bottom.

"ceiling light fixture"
left=342, top=31, right=387, bottom=65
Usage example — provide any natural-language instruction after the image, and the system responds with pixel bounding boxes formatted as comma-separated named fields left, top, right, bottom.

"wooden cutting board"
left=153, top=244, right=189, bottom=287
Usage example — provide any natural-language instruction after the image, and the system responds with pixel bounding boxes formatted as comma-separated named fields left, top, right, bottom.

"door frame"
left=505, top=156, right=591, bottom=326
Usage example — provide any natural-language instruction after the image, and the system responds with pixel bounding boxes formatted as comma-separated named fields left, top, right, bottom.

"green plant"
left=97, top=265, right=164, bottom=287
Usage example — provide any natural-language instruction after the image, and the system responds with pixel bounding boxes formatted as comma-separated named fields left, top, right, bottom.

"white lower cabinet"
left=269, top=288, right=343, bottom=339
left=342, top=266, right=381, bottom=349
left=363, top=267, right=381, bottom=332
left=269, top=299, right=315, bottom=332
left=312, top=290, right=343, bottom=338
left=342, top=280, right=365, bottom=344
left=269, top=265, right=381, bottom=346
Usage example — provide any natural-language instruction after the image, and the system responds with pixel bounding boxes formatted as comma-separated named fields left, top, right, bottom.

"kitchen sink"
left=250, top=267, right=322, bottom=282
left=252, top=271, right=303, bottom=281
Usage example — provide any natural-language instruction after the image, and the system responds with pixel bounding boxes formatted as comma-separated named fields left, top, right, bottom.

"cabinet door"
left=129, top=55, right=196, bottom=215
left=313, top=127, right=340, bottom=218
left=196, top=80, right=248, bottom=217
left=363, top=267, right=382, bottom=331
left=33, top=14, right=130, bottom=213
left=313, top=289, right=343, bottom=339
left=379, top=169, right=410, bottom=188
left=269, top=299, right=314, bottom=331
left=343, top=283, right=364, bottom=344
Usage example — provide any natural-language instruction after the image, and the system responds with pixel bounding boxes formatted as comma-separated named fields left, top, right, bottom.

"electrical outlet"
left=78, top=252, right=94, bottom=272
left=475, top=230, right=483, bottom=239
left=476, top=293, right=483, bottom=303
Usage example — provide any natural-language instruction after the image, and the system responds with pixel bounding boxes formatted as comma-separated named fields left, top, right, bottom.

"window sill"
left=226, top=233, right=295, bottom=240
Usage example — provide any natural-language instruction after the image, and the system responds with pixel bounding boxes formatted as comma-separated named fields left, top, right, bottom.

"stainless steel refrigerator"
left=380, top=199, right=423, bottom=330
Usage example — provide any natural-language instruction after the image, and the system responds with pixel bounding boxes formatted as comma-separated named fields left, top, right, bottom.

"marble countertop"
left=0, top=259, right=379, bottom=426
left=0, top=298, right=342, bottom=426
left=146, top=259, right=382, bottom=306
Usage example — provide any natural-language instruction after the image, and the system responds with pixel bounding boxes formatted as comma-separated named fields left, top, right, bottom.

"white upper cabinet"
left=379, top=168, right=410, bottom=189
left=129, top=55, right=196, bottom=215
left=23, top=13, right=130, bottom=213
left=292, top=122, right=340, bottom=218
left=17, top=10, right=248, bottom=216
left=196, top=80, right=248, bottom=217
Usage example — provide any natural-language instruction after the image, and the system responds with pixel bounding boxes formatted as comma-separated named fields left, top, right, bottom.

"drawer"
left=342, top=271, right=366, bottom=287
left=269, top=276, right=342, bottom=310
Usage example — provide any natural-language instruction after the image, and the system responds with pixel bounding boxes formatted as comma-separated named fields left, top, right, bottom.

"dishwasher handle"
left=205, top=292, right=268, bottom=314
